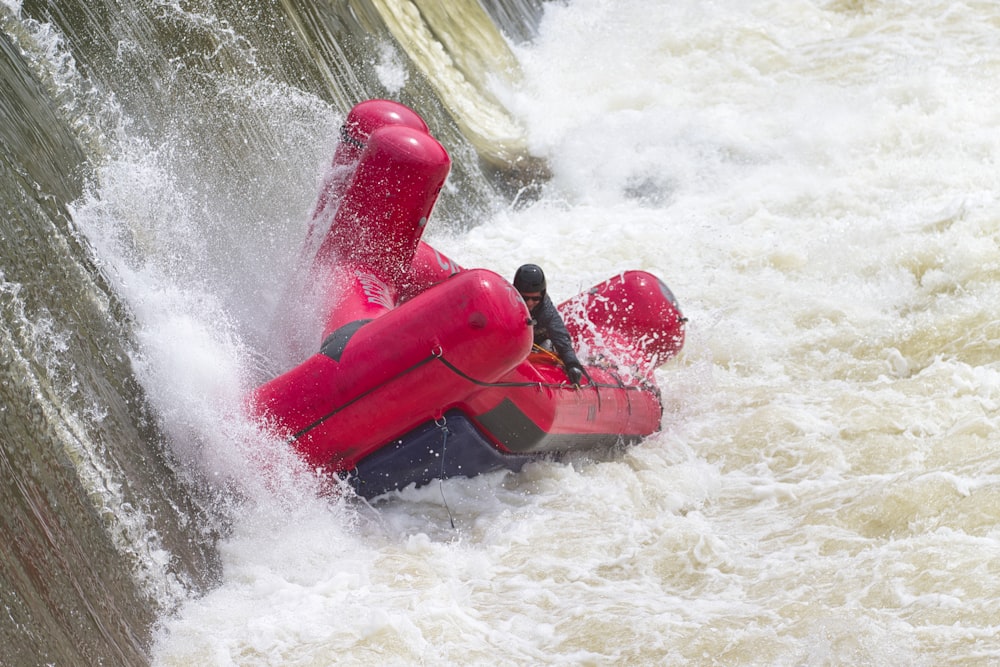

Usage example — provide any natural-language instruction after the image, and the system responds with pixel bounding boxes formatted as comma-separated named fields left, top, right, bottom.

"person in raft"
left=513, top=263, right=585, bottom=387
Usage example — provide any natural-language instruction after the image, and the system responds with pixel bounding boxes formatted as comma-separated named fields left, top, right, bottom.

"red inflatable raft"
left=250, top=100, right=686, bottom=498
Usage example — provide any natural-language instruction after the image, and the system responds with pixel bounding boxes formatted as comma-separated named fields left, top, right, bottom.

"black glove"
left=566, top=363, right=584, bottom=387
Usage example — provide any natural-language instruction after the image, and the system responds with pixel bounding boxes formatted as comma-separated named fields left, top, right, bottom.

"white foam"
left=101, top=0, right=1000, bottom=663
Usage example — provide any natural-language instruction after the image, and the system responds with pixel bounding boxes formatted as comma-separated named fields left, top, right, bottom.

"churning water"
left=4, top=0, right=1000, bottom=665
left=153, top=2, right=1000, bottom=664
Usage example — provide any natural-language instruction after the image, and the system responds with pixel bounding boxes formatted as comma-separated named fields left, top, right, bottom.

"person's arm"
left=539, top=296, right=584, bottom=384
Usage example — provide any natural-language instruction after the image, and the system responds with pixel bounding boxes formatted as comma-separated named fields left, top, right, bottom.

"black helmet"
left=513, top=264, right=546, bottom=294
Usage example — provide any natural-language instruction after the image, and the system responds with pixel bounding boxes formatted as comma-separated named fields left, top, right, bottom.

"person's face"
left=520, top=291, right=542, bottom=311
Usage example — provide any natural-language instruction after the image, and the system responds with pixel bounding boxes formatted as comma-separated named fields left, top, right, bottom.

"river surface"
left=2, top=1, right=999, bottom=665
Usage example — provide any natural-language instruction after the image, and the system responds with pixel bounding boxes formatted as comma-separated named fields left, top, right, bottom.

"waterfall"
left=1, top=1, right=543, bottom=663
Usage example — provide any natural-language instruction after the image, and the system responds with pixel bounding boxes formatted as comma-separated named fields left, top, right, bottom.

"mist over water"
left=3, top=0, right=999, bottom=664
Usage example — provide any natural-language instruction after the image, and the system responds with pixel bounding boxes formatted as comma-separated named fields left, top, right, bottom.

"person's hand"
left=566, top=363, right=584, bottom=387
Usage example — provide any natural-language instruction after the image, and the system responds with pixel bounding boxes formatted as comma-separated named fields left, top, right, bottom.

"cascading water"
left=2, top=0, right=532, bottom=663
left=3, top=0, right=1000, bottom=665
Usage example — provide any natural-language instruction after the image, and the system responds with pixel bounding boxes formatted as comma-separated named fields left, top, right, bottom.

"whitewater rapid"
left=126, top=0, right=1000, bottom=664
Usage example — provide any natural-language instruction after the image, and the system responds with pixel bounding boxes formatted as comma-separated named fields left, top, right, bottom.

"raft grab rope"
left=290, top=346, right=651, bottom=442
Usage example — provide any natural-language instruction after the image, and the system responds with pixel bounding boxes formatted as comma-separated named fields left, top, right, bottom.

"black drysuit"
left=529, top=294, right=582, bottom=374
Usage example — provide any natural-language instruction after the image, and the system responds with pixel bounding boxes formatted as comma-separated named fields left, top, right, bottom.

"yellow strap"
left=529, top=344, right=564, bottom=366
